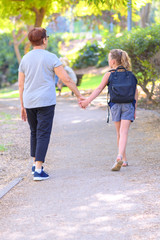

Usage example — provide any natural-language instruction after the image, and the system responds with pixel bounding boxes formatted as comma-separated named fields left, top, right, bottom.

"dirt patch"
left=0, top=99, right=30, bottom=190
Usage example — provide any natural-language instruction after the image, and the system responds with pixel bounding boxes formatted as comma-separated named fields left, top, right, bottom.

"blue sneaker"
left=32, top=166, right=43, bottom=175
left=33, top=170, right=49, bottom=181
left=32, top=166, right=35, bottom=175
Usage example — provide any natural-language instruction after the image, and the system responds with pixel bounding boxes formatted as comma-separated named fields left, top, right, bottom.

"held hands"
left=78, top=95, right=90, bottom=109
left=21, top=107, right=27, bottom=121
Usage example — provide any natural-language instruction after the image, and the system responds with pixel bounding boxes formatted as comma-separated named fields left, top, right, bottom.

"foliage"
left=72, top=25, right=160, bottom=100
left=0, top=33, right=60, bottom=87
left=47, top=34, right=62, bottom=56
left=0, top=34, right=20, bottom=86
left=103, top=24, right=160, bottom=100
left=72, top=41, right=107, bottom=69
left=75, top=0, right=151, bottom=26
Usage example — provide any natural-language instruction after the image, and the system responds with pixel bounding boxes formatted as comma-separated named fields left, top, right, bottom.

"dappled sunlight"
left=90, top=216, right=110, bottom=224
left=95, top=192, right=127, bottom=202
left=1, top=169, right=160, bottom=240
left=72, top=119, right=82, bottom=124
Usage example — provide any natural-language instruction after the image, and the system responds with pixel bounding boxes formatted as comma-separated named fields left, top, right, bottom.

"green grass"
left=79, top=74, right=102, bottom=90
left=0, top=89, right=19, bottom=98
left=0, top=144, right=7, bottom=152
left=0, top=112, right=12, bottom=120
left=61, top=74, right=103, bottom=93
left=0, top=74, right=103, bottom=98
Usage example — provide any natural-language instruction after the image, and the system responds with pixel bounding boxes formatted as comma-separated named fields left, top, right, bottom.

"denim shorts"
left=110, top=103, right=135, bottom=122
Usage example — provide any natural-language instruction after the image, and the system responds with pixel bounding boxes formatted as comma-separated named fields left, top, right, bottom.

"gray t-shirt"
left=19, top=49, right=62, bottom=108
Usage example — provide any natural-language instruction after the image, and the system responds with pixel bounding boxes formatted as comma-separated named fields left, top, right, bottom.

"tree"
left=0, top=0, right=152, bottom=64
left=140, top=3, right=151, bottom=27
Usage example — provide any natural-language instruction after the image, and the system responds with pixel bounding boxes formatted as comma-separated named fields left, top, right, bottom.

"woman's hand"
left=79, top=98, right=90, bottom=109
left=21, top=107, right=27, bottom=121
left=77, top=95, right=86, bottom=108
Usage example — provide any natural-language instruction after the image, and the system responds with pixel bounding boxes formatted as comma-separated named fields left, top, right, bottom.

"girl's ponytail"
left=121, top=51, right=132, bottom=71
left=109, top=49, right=132, bottom=71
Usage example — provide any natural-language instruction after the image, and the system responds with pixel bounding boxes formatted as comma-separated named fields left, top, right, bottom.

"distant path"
left=0, top=96, right=160, bottom=240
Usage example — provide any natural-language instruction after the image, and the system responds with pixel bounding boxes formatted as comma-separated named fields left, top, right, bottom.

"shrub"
left=72, top=41, right=107, bottom=69
left=0, top=34, right=19, bottom=87
left=0, top=33, right=61, bottom=88
left=103, top=25, right=160, bottom=101
left=73, top=25, right=160, bottom=101
left=47, top=34, right=62, bottom=56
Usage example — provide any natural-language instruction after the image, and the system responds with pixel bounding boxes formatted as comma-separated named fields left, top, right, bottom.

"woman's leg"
left=35, top=105, right=55, bottom=167
left=26, top=108, right=37, bottom=160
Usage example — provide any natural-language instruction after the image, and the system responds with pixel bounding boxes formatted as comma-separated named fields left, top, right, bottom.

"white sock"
left=35, top=168, right=41, bottom=174
left=33, top=164, right=36, bottom=167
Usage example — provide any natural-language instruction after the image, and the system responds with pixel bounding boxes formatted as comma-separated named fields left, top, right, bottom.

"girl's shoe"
left=111, top=155, right=123, bottom=171
left=122, top=161, right=128, bottom=167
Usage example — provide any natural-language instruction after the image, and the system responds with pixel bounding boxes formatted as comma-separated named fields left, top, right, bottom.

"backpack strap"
left=116, top=65, right=127, bottom=71
left=115, top=65, right=129, bottom=79
left=108, top=69, right=116, bottom=73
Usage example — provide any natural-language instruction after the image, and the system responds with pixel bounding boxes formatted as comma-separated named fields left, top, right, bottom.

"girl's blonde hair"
left=109, top=49, right=132, bottom=71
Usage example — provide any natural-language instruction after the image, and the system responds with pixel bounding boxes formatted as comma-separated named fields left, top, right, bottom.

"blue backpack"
left=106, top=66, right=137, bottom=123
left=107, top=66, right=137, bottom=103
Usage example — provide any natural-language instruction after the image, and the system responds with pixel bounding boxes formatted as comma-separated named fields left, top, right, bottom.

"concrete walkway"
left=0, top=96, right=160, bottom=240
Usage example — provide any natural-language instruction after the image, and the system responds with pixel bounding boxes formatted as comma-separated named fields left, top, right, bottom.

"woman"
left=18, top=27, right=83, bottom=181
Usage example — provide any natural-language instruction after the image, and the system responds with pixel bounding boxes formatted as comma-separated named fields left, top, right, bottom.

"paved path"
left=0, top=96, right=160, bottom=240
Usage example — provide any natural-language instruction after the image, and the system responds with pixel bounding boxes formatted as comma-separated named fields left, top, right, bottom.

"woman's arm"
left=54, top=65, right=82, bottom=99
left=18, top=71, right=27, bottom=121
left=80, top=72, right=111, bottom=108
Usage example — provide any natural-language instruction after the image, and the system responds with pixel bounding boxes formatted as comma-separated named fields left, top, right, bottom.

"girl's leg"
left=114, top=121, right=120, bottom=147
left=118, top=120, right=131, bottom=158
left=111, top=120, right=131, bottom=171
left=114, top=121, right=127, bottom=162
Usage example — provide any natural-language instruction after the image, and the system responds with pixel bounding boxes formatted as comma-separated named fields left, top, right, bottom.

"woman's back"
left=19, top=49, right=61, bottom=108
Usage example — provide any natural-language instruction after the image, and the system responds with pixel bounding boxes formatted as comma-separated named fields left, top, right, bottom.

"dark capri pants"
left=26, top=105, right=55, bottom=162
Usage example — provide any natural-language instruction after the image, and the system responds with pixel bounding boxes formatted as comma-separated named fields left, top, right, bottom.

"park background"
left=0, top=0, right=160, bottom=154
left=1, top=2, right=160, bottom=239
left=0, top=0, right=160, bottom=102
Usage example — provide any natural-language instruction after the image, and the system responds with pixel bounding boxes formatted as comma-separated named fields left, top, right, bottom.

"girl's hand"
left=21, top=107, right=27, bottom=121
left=79, top=99, right=90, bottom=109
left=134, top=109, right=137, bottom=119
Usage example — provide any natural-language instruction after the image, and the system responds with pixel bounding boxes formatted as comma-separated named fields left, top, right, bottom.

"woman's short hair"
left=28, top=27, right=47, bottom=46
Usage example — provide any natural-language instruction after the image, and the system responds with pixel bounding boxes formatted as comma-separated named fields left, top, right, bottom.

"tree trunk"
left=32, top=7, right=45, bottom=27
left=140, top=3, right=151, bottom=28
left=12, top=30, right=22, bottom=64
left=139, top=82, right=157, bottom=104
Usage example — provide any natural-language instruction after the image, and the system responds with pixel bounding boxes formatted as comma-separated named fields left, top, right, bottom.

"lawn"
left=0, top=74, right=103, bottom=98
left=0, top=89, right=19, bottom=98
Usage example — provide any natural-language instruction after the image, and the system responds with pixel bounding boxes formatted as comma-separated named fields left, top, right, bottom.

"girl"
left=80, top=49, right=138, bottom=171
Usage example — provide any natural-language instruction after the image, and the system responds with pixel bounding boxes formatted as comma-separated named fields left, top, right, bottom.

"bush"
left=0, top=34, right=19, bottom=87
left=0, top=33, right=61, bottom=88
left=47, top=34, right=62, bottom=56
left=73, top=25, right=160, bottom=101
left=103, top=25, right=160, bottom=101
left=72, top=41, right=107, bottom=69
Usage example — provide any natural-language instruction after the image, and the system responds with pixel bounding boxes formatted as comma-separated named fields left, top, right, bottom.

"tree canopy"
left=0, top=0, right=151, bottom=29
